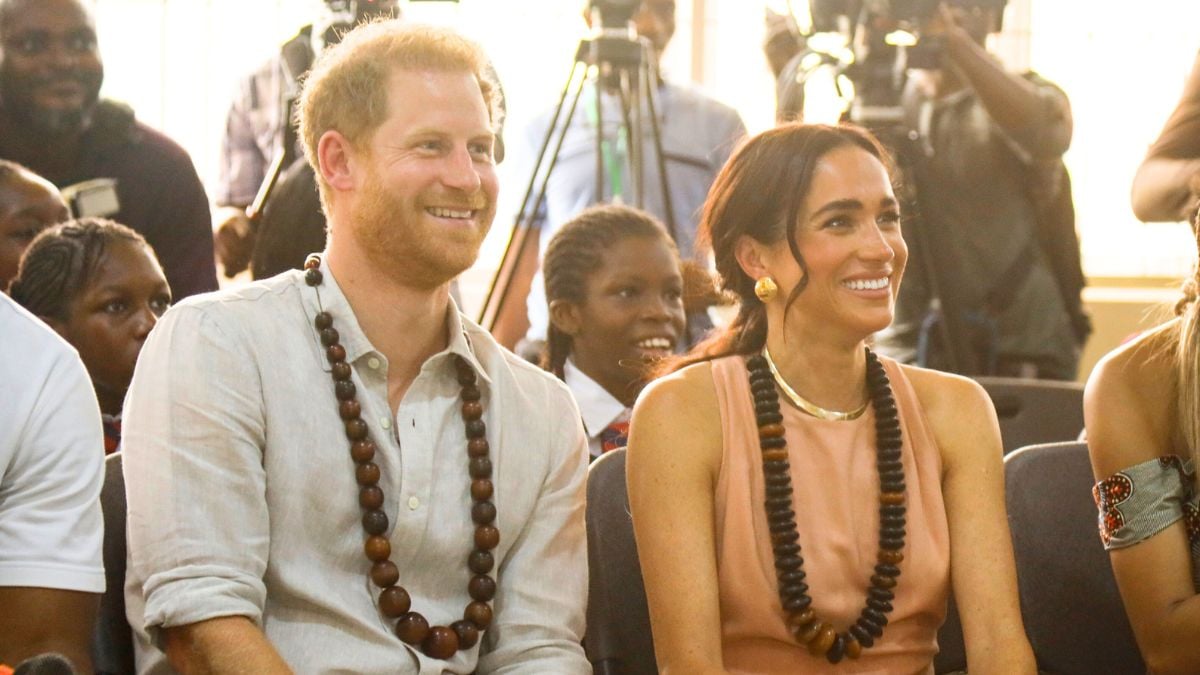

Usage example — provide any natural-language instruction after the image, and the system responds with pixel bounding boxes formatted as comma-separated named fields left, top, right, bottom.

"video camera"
left=588, top=0, right=643, bottom=30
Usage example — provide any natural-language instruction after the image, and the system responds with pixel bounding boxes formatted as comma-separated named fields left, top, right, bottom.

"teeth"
left=427, top=207, right=474, bottom=219
left=637, top=337, right=673, bottom=350
left=844, top=277, right=889, bottom=291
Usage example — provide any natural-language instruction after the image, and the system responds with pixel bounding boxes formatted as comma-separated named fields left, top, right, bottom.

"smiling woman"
left=626, top=122, right=1037, bottom=674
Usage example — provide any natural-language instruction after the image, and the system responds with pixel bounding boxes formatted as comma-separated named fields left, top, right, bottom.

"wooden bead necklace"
left=304, top=255, right=497, bottom=660
left=746, top=347, right=906, bottom=664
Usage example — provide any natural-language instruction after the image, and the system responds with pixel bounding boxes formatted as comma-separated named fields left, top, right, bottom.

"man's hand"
left=213, top=207, right=257, bottom=278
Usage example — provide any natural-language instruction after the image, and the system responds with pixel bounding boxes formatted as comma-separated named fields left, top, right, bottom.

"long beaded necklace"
left=303, top=255, right=497, bottom=660
left=745, top=347, right=906, bottom=664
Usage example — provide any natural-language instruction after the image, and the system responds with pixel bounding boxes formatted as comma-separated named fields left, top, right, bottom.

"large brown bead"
left=796, top=620, right=823, bottom=644
left=451, top=620, right=480, bottom=649
left=339, top=400, right=361, bottom=420
left=472, top=502, right=497, bottom=527
left=465, top=601, right=493, bottom=629
left=844, top=636, right=863, bottom=659
left=379, top=586, right=411, bottom=617
left=468, top=550, right=495, bottom=574
left=870, top=574, right=897, bottom=589
left=422, top=625, right=460, bottom=659
left=471, top=479, right=494, bottom=502
left=469, top=574, right=496, bottom=601
left=356, top=462, right=381, bottom=486
left=787, top=608, right=816, bottom=629
left=314, top=311, right=332, bottom=329
left=351, top=440, right=376, bottom=463
left=759, top=423, right=786, bottom=438
left=332, top=362, right=352, bottom=381
left=345, top=419, right=368, bottom=441
left=878, top=549, right=904, bottom=565
left=364, top=535, right=391, bottom=561
left=320, top=328, right=340, bottom=346
left=808, top=624, right=836, bottom=656
left=475, top=524, right=499, bottom=550
left=335, top=379, right=356, bottom=400
left=370, top=561, right=399, bottom=587
left=460, top=384, right=481, bottom=402
left=761, top=448, right=789, bottom=462
left=880, top=491, right=906, bottom=505
left=468, top=438, right=489, bottom=458
left=363, top=509, right=389, bottom=536
left=395, top=612, right=430, bottom=645
left=461, top=401, right=483, bottom=421
left=469, top=457, right=493, bottom=480
left=326, top=344, right=347, bottom=363
left=359, top=486, right=384, bottom=510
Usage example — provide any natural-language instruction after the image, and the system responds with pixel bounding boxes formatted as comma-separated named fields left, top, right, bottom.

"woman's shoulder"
left=1087, top=320, right=1177, bottom=404
left=893, top=361, right=992, bottom=420
left=636, top=359, right=720, bottom=415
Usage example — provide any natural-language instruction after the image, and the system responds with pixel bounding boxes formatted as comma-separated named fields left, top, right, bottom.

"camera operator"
left=494, top=0, right=747, bottom=353
left=211, top=0, right=400, bottom=277
left=870, top=0, right=1084, bottom=380
left=1131, top=50, right=1200, bottom=223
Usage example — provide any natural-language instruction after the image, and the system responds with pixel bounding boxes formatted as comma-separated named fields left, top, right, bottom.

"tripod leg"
left=642, top=50, right=677, bottom=243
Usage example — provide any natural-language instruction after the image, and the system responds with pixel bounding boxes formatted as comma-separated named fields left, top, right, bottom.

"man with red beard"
left=121, top=21, right=590, bottom=675
left=0, top=0, right=216, bottom=300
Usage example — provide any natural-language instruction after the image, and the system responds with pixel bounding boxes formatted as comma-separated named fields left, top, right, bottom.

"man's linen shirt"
left=122, top=264, right=590, bottom=674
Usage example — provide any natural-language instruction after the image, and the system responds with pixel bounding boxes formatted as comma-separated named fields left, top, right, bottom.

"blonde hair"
left=297, top=20, right=501, bottom=211
left=1176, top=212, right=1200, bottom=470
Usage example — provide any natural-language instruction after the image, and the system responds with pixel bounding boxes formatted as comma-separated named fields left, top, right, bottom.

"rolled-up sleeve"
left=1003, top=75, right=1073, bottom=160
left=477, top=382, right=590, bottom=674
left=122, top=302, right=270, bottom=642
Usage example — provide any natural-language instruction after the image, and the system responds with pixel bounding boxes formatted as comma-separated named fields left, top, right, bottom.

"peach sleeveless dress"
left=711, top=355, right=950, bottom=675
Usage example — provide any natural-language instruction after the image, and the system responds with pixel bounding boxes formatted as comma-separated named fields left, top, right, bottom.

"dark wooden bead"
left=763, top=460, right=790, bottom=474
left=877, top=439, right=903, bottom=452
left=881, top=514, right=905, bottom=528
left=471, top=479, right=494, bottom=502
left=773, top=542, right=801, bottom=558
left=468, top=438, right=489, bottom=458
left=759, top=436, right=787, bottom=450
left=315, top=311, right=333, bottom=330
left=751, top=380, right=776, bottom=395
left=767, top=508, right=796, bottom=525
left=765, top=496, right=792, bottom=511
left=808, top=624, right=836, bottom=656
left=774, top=555, right=802, bottom=572
left=356, top=462, right=381, bottom=486
left=360, top=486, right=384, bottom=510
left=469, top=457, right=493, bottom=480
left=768, top=518, right=797, bottom=534
left=881, top=504, right=906, bottom=518
left=870, top=574, right=897, bottom=589
left=351, top=440, right=376, bottom=463
left=472, top=501, right=496, bottom=525
left=465, top=419, right=487, bottom=439
left=765, top=472, right=790, bottom=486
left=461, top=401, right=483, bottom=421
left=796, top=620, right=823, bottom=644
left=469, top=574, right=496, bottom=601
left=881, top=537, right=905, bottom=551
left=465, top=601, right=493, bottom=629
left=345, top=419, right=369, bottom=441
left=880, top=482, right=907, bottom=495
left=765, top=483, right=792, bottom=499
left=756, top=411, right=783, bottom=426
left=844, top=635, right=863, bottom=659
left=326, top=344, right=347, bottom=364
left=867, top=597, right=893, bottom=613
left=469, top=550, right=494, bottom=574
left=331, top=362, right=353, bottom=381
left=875, top=563, right=901, bottom=577
left=395, top=612, right=430, bottom=645
left=363, top=509, right=389, bottom=535
left=778, top=569, right=806, bottom=584
left=319, top=328, right=339, bottom=346
left=782, top=595, right=811, bottom=614
left=339, top=400, right=361, bottom=420
left=304, top=268, right=323, bottom=286
left=456, top=367, right=477, bottom=386
left=863, top=607, right=889, bottom=627
left=849, top=623, right=874, bottom=648
left=869, top=587, right=894, bottom=602
left=451, top=620, right=480, bottom=649
left=826, top=634, right=846, bottom=664
left=475, top=525, right=500, bottom=550
left=858, top=615, right=884, bottom=638
left=460, top=385, right=481, bottom=402
left=364, top=535, right=391, bottom=561
left=379, top=586, right=411, bottom=617
left=877, top=459, right=903, bottom=473
left=422, top=625, right=459, bottom=659
left=371, top=560, right=399, bottom=587
left=746, top=355, right=768, bottom=369
left=335, top=379, right=356, bottom=399
left=754, top=402, right=779, bottom=416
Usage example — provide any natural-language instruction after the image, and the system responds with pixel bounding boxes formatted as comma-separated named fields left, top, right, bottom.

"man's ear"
left=548, top=299, right=583, bottom=338
left=733, top=234, right=773, bottom=283
left=317, top=130, right=359, bottom=195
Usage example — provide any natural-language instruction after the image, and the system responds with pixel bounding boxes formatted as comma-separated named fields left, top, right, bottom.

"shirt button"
left=380, top=417, right=391, bottom=430
left=408, top=496, right=420, bottom=510
left=367, top=357, right=381, bottom=370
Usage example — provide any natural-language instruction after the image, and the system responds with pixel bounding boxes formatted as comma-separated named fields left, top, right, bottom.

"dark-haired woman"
left=10, top=218, right=171, bottom=453
left=542, top=204, right=686, bottom=458
left=1084, top=212, right=1200, bottom=674
left=626, top=123, right=1034, bottom=674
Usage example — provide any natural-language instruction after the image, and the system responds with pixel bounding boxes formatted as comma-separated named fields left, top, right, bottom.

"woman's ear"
left=548, top=299, right=583, bottom=338
left=734, top=235, right=773, bottom=283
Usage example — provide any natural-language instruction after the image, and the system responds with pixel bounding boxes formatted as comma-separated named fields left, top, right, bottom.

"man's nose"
left=442, top=146, right=482, bottom=192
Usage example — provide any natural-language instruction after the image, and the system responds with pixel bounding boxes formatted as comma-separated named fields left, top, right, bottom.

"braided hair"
left=661, top=123, right=894, bottom=374
left=541, top=204, right=678, bottom=380
left=9, top=218, right=150, bottom=321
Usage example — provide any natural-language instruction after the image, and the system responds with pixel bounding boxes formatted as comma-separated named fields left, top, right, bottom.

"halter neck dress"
left=710, top=354, right=950, bottom=674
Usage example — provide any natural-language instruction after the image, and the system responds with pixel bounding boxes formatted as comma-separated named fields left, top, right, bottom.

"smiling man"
left=122, top=21, right=590, bottom=675
left=0, top=0, right=216, bottom=300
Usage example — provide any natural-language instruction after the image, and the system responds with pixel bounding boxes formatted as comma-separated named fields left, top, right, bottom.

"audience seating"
left=1005, top=441, right=1143, bottom=674
left=975, top=377, right=1085, bottom=454
left=92, top=452, right=134, bottom=675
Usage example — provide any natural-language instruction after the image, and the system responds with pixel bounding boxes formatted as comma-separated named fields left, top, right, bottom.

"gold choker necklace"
left=761, top=347, right=869, bottom=421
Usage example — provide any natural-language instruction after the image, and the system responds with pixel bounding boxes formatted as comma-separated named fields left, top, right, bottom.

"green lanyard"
left=584, top=87, right=627, bottom=203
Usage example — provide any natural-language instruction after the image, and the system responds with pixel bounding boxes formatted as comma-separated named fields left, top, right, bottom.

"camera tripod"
left=478, top=29, right=677, bottom=333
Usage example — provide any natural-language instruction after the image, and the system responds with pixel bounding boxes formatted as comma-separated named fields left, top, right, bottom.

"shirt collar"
left=563, top=359, right=627, bottom=438
left=299, top=256, right=490, bottom=386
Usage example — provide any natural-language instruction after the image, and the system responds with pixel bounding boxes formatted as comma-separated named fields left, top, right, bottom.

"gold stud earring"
left=754, top=276, right=778, bottom=302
